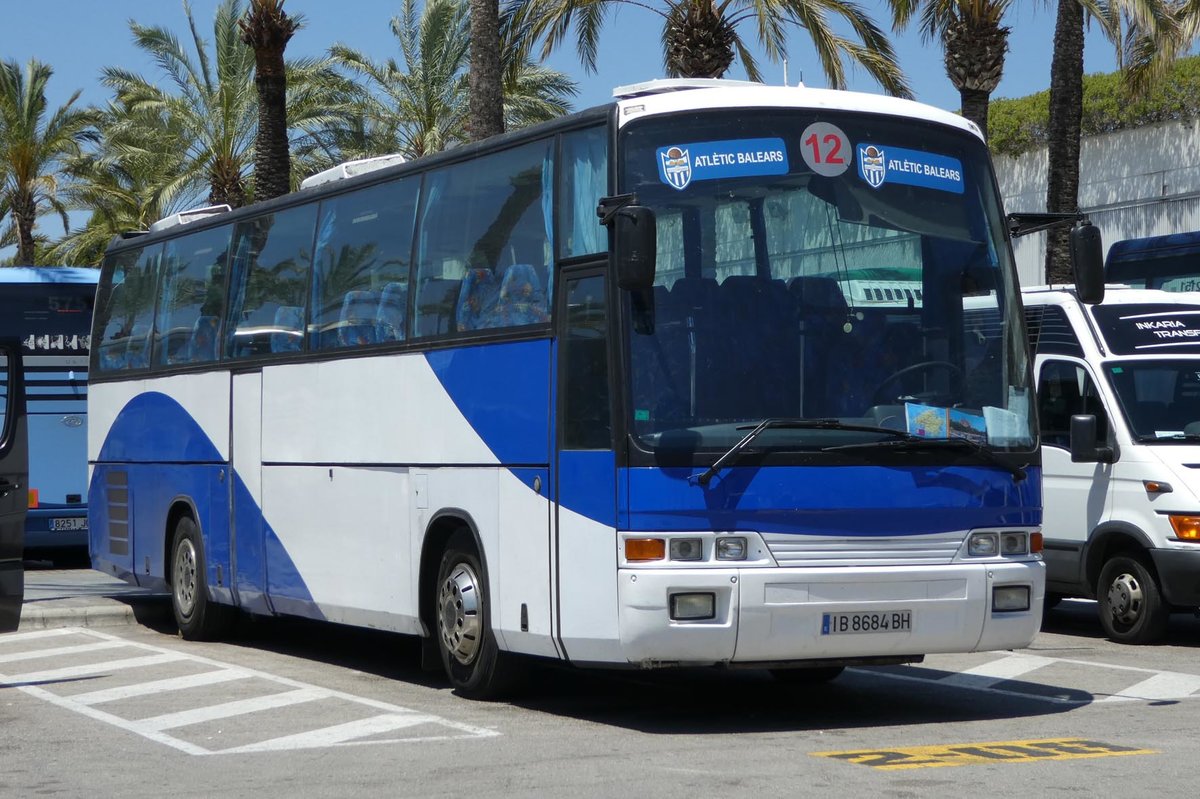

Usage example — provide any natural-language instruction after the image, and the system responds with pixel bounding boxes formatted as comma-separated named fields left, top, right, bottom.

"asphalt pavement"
left=18, top=559, right=171, bottom=631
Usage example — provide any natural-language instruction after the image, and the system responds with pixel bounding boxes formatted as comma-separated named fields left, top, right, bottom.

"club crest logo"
left=659, top=146, right=692, bottom=190
left=859, top=145, right=887, bottom=189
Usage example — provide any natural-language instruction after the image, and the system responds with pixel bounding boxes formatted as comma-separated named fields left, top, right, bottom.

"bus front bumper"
left=616, top=561, right=1044, bottom=667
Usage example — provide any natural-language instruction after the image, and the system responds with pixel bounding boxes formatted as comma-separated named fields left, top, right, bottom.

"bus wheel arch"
left=166, top=501, right=232, bottom=641
left=419, top=512, right=521, bottom=698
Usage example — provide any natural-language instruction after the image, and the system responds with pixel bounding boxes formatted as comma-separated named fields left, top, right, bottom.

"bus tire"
left=1097, top=553, right=1168, bottom=644
left=435, top=530, right=522, bottom=699
left=170, top=515, right=232, bottom=641
left=770, top=666, right=845, bottom=684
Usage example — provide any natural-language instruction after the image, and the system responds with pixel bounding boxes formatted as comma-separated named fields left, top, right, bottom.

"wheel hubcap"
left=174, top=538, right=198, bottom=618
left=1107, top=572, right=1144, bottom=625
left=438, top=562, right=481, bottom=665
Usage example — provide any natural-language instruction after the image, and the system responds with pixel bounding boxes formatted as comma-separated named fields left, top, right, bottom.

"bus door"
left=230, top=371, right=270, bottom=614
left=553, top=269, right=620, bottom=660
left=0, top=343, right=28, bottom=632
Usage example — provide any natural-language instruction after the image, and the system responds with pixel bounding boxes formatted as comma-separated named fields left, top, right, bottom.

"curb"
left=18, top=597, right=172, bottom=631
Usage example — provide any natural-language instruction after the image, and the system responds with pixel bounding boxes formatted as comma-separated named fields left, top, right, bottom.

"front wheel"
left=435, top=530, right=523, bottom=699
left=171, top=516, right=232, bottom=641
left=1097, top=554, right=1169, bottom=644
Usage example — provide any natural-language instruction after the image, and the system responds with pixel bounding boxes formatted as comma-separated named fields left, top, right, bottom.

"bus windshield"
left=0, top=283, right=94, bottom=354
left=619, top=109, right=1034, bottom=454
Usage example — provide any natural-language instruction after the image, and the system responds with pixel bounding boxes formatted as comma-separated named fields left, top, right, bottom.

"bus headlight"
left=669, top=538, right=704, bottom=561
left=1001, top=533, right=1028, bottom=555
left=715, top=537, right=747, bottom=560
left=968, top=532, right=999, bottom=557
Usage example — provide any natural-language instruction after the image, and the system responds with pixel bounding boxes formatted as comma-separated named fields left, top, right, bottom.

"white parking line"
left=936, top=654, right=1057, bottom=690
left=71, top=669, right=252, bottom=706
left=0, top=628, right=499, bottom=755
left=1098, top=672, right=1200, bottom=703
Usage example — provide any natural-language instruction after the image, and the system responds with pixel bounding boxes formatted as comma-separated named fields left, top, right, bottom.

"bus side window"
left=95, top=245, right=162, bottom=372
left=310, top=178, right=417, bottom=350
left=157, top=225, right=231, bottom=366
left=225, top=205, right=317, bottom=359
left=561, top=274, right=611, bottom=449
left=414, top=138, right=553, bottom=338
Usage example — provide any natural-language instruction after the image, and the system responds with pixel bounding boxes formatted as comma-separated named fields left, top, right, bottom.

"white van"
left=1024, top=285, right=1200, bottom=643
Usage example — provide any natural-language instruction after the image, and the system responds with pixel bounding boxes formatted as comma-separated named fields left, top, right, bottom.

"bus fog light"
left=1001, top=533, right=1028, bottom=555
left=715, top=537, right=747, bottom=560
left=993, top=586, right=1030, bottom=612
left=670, top=592, right=715, bottom=620
left=669, top=538, right=703, bottom=561
left=968, top=532, right=999, bottom=557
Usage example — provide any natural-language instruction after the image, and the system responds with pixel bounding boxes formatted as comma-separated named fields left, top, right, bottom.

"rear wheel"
left=770, top=666, right=846, bottom=685
left=171, top=516, right=232, bottom=640
left=435, top=530, right=522, bottom=699
left=1097, top=553, right=1169, bottom=644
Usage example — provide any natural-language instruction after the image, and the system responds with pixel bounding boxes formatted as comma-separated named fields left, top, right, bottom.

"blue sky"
left=3, top=1, right=1124, bottom=117
left=0, top=1, right=1124, bottom=255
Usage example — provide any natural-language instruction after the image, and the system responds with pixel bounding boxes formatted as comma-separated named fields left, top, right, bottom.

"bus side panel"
left=232, top=372, right=271, bottom=615
left=555, top=451, right=620, bottom=663
left=497, top=467, right=555, bottom=657
left=262, top=464, right=413, bottom=632
left=89, top=375, right=231, bottom=587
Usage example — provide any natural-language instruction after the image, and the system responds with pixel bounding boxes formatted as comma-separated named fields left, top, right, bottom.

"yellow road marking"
left=811, top=738, right=1155, bottom=770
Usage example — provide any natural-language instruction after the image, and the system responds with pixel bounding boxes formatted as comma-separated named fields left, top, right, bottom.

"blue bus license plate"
left=50, top=517, right=87, bottom=532
left=822, top=610, right=911, bottom=635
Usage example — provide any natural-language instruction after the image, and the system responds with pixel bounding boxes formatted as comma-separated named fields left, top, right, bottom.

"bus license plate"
left=822, top=610, right=911, bottom=635
left=50, top=517, right=87, bottom=532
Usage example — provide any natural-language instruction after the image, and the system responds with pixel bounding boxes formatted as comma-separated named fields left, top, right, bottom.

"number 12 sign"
left=800, top=122, right=851, bottom=178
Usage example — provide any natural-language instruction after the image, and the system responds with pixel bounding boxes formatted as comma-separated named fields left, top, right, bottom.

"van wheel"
left=1097, top=554, right=1168, bottom=644
left=435, top=530, right=522, bottom=699
left=770, top=666, right=845, bottom=684
left=171, top=516, right=232, bottom=641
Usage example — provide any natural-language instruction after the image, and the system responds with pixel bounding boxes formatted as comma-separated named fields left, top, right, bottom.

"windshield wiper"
left=691, top=418, right=909, bottom=487
left=822, top=435, right=1028, bottom=482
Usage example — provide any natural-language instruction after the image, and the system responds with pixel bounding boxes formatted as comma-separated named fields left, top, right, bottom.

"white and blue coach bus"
left=89, top=79, right=1087, bottom=697
left=0, top=267, right=96, bottom=553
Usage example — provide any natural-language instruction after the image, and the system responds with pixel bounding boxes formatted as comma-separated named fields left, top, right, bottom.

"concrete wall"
left=995, top=119, right=1200, bottom=287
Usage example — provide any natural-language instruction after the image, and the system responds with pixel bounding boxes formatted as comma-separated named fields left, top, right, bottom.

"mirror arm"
left=597, top=193, right=639, bottom=227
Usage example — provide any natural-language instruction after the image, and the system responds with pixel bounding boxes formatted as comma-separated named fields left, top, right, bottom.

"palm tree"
left=470, top=0, right=506, bottom=140
left=1043, top=1, right=1170, bottom=283
left=0, top=58, right=96, bottom=265
left=49, top=104, right=195, bottom=266
left=102, top=0, right=342, bottom=209
left=891, top=1, right=1015, bottom=139
left=326, top=0, right=576, bottom=162
left=512, top=0, right=911, bottom=97
left=240, top=0, right=300, bottom=201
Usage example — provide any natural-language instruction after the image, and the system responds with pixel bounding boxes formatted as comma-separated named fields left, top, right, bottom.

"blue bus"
left=1106, top=231, right=1200, bottom=291
left=0, top=267, right=96, bottom=552
left=90, top=79, right=1053, bottom=698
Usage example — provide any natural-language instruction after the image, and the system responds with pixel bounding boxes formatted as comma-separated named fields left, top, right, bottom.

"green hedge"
left=988, top=55, right=1200, bottom=157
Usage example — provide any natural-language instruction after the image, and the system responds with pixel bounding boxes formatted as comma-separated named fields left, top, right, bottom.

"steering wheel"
left=870, top=360, right=965, bottom=406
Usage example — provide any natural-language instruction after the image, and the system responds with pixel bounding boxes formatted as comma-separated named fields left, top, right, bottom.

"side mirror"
left=1069, top=414, right=1114, bottom=464
left=613, top=206, right=656, bottom=292
left=1070, top=223, right=1105, bottom=305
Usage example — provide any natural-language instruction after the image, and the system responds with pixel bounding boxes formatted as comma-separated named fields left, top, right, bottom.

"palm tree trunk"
left=241, top=0, right=297, bottom=202
left=13, top=192, right=37, bottom=265
left=1044, top=0, right=1085, bottom=285
left=959, top=88, right=991, bottom=140
left=468, top=0, right=504, bottom=141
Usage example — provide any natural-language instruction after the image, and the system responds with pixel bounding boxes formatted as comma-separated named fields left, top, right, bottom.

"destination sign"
left=1090, top=304, right=1200, bottom=355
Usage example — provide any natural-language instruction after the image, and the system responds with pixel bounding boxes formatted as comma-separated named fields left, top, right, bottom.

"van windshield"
left=1104, top=359, right=1200, bottom=441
